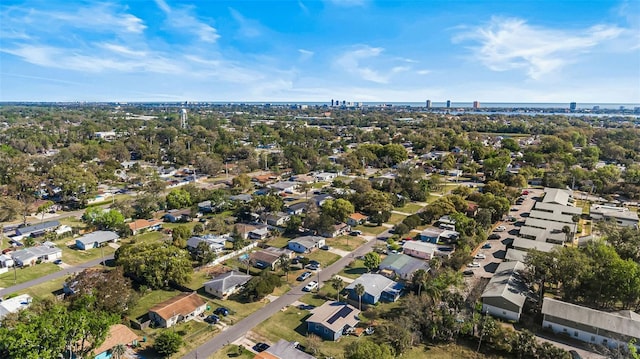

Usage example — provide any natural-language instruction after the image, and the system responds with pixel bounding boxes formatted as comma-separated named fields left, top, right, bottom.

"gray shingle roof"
left=542, top=298, right=640, bottom=340
left=379, top=253, right=430, bottom=278
left=203, top=271, right=252, bottom=293
left=16, top=220, right=60, bottom=235
left=481, top=261, right=528, bottom=308
left=306, top=301, right=360, bottom=334
left=345, top=273, right=401, bottom=298
left=512, top=238, right=558, bottom=252
left=76, top=231, right=119, bottom=246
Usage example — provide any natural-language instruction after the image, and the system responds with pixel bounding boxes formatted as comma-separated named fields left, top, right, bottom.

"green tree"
left=345, top=340, right=394, bottom=359
left=285, top=215, right=303, bottom=235
left=66, top=267, right=136, bottom=314
left=231, top=173, right=253, bottom=192
left=36, top=200, right=54, bottom=223
left=166, top=188, right=192, bottom=209
left=330, top=275, right=345, bottom=301
left=115, top=242, right=193, bottom=289
left=193, top=241, right=217, bottom=266
left=279, top=254, right=291, bottom=281
left=171, top=225, right=191, bottom=248
left=111, top=344, right=126, bottom=359
left=322, top=198, right=355, bottom=223
left=412, top=268, right=429, bottom=296
left=155, top=330, right=183, bottom=357
left=363, top=252, right=381, bottom=272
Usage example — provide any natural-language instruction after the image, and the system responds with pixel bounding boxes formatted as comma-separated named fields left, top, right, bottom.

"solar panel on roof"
left=327, top=306, right=353, bottom=324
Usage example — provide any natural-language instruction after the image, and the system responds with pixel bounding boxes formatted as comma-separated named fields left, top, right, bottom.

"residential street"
left=0, top=255, right=113, bottom=298
left=181, top=231, right=388, bottom=359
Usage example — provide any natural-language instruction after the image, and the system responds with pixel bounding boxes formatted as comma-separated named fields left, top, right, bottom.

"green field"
left=0, top=262, right=60, bottom=288
left=395, top=202, right=425, bottom=214
left=60, top=245, right=116, bottom=265
left=387, top=212, right=407, bottom=224
left=325, top=235, right=365, bottom=251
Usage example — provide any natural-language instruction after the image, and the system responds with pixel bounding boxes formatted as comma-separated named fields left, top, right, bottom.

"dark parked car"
left=254, top=343, right=270, bottom=352
left=488, top=233, right=501, bottom=240
left=569, top=350, right=582, bottom=359
left=463, top=270, right=474, bottom=276
left=53, top=259, right=63, bottom=265
left=214, top=307, right=229, bottom=316
left=204, top=314, right=219, bottom=324
left=297, top=271, right=312, bottom=281
left=482, top=243, right=492, bottom=249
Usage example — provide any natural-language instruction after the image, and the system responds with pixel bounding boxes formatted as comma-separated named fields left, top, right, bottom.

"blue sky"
left=1, top=0, right=639, bottom=103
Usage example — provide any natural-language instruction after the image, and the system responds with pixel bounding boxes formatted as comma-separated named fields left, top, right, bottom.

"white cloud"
left=334, top=46, right=388, bottom=83
left=416, top=70, right=431, bottom=75
left=298, top=49, right=314, bottom=61
left=100, top=43, right=147, bottom=57
left=229, top=8, right=265, bottom=38
left=154, top=0, right=220, bottom=43
left=454, top=17, right=623, bottom=79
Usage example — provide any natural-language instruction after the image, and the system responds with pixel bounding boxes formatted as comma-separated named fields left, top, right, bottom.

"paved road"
left=182, top=232, right=387, bottom=359
left=0, top=255, right=113, bottom=298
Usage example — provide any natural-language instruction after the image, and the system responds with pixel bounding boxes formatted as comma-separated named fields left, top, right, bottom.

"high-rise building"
left=569, top=102, right=577, bottom=111
left=446, top=100, right=451, bottom=108
left=473, top=101, right=480, bottom=109
left=426, top=100, right=432, bottom=109
left=331, top=99, right=334, bottom=106
left=180, top=109, right=188, bottom=129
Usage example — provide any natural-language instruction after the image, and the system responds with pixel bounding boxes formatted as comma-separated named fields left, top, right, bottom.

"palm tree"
left=354, top=283, right=365, bottom=310
left=279, top=254, right=290, bottom=281
left=562, top=225, right=572, bottom=244
left=330, top=276, right=344, bottom=301
left=412, top=269, right=429, bottom=296
left=111, top=344, right=126, bottom=359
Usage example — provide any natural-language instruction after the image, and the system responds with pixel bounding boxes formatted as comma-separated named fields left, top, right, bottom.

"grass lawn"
left=128, top=288, right=181, bottom=319
left=306, top=251, right=341, bottom=267
left=406, top=343, right=506, bottom=358
left=184, top=270, right=210, bottom=291
left=58, top=217, right=86, bottom=228
left=21, top=276, right=68, bottom=301
left=426, top=194, right=440, bottom=204
left=354, top=224, right=387, bottom=235
left=395, top=203, right=425, bottom=214
left=387, top=213, right=407, bottom=225
left=267, top=236, right=290, bottom=248
left=210, top=345, right=254, bottom=359
left=326, top=236, right=365, bottom=251
left=0, top=263, right=60, bottom=288
left=311, top=182, right=327, bottom=189
left=130, top=231, right=165, bottom=245
left=59, top=245, right=116, bottom=265
left=338, top=259, right=368, bottom=279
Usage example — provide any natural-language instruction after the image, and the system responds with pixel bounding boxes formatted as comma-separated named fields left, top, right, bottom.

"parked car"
left=350, top=230, right=362, bottom=236
left=569, top=350, right=582, bottom=359
left=320, top=245, right=330, bottom=250
left=297, top=271, right=312, bottom=281
left=306, top=263, right=320, bottom=270
left=488, top=233, right=501, bottom=240
left=467, top=262, right=481, bottom=268
left=254, top=343, right=270, bottom=352
left=522, top=190, right=529, bottom=195
left=303, top=281, right=318, bottom=292
left=482, top=243, right=492, bottom=249
left=53, top=259, right=63, bottom=265
left=463, top=270, right=475, bottom=276
left=474, top=253, right=486, bottom=260
left=214, top=307, right=229, bottom=316
left=204, top=314, right=219, bottom=324
left=494, top=226, right=507, bottom=232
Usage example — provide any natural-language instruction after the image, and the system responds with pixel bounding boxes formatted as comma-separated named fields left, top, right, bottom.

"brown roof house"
left=92, top=324, right=138, bottom=359
left=149, top=292, right=206, bottom=328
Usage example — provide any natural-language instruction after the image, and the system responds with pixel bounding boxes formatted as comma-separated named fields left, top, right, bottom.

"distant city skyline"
left=1, top=0, right=639, bottom=103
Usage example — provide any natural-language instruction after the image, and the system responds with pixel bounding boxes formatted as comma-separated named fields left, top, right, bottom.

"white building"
left=0, top=294, right=32, bottom=321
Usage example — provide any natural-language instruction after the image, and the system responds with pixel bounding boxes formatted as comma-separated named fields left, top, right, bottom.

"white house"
left=481, top=261, right=529, bottom=322
left=0, top=254, right=14, bottom=274
left=75, top=231, right=120, bottom=250
left=203, top=271, right=252, bottom=299
left=542, top=298, right=640, bottom=352
left=402, top=241, right=438, bottom=260
left=12, top=245, right=62, bottom=267
left=288, top=236, right=326, bottom=253
left=590, top=205, right=639, bottom=227
left=314, top=172, right=337, bottom=182
left=186, top=235, right=229, bottom=253
left=0, top=294, right=32, bottom=321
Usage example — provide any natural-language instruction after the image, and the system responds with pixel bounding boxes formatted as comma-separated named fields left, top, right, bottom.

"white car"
left=303, top=281, right=318, bottom=292
left=474, top=253, right=486, bottom=260
left=494, top=226, right=507, bottom=232
left=467, top=262, right=481, bottom=268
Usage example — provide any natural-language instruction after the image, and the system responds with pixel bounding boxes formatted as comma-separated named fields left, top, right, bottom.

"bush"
left=155, top=330, right=183, bottom=356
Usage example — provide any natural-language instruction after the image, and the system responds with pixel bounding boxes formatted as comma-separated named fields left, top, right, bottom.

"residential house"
left=321, top=223, right=350, bottom=238
left=288, top=236, right=326, bottom=253
left=14, top=220, right=60, bottom=239
left=306, top=301, right=360, bottom=341
left=418, top=227, right=459, bottom=243
left=347, top=213, right=368, bottom=227
left=12, top=245, right=62, bottom=267
left=541, top=298, right=640, bottom=352
left=286, top=202, right=307, bottom=215
left=590, top=205, right=639, bottom=227
left=314, top=172, right=337, bottom=182
left=248, top=226, right=270, bottom=240
left=378, top=253, right=430, bottom=281
left=254, top=339, right=317, bottom=359
left=265, top=212, right=291, bottom=227
left=203, top=271, right=252, bottom=299
left=148, top=292, right=207, bottom=328
left=403, top=241, right=438, bottom=260
left=291, top=174, right=315, bottom=184
left=162, top=209, right=192, bottom=223
left=312, top=194, right=333, bottom=207
left=92, top=324, right=138, bottom=359
left=504, top=248, right=528, bottom=263
left=75, top=231, right=120, bottom=250
left=0, top=254, right=14, bottom=274
left=198, top=200, right=222, bottom=213
left=0, top=294, right=32, bottom=321
left=229, top=194, right=252, bottom=203
left=250, top=249, right=282, bottom=270
left=481, top=261, right=529, bottom=322
left=346, top=273, right=404, bottom=304
left=268, top=181, right=298, bottom=193
left=466, top=203, right=479, bottom=217
left=128, top=219, right=163, bottom=235
left=541, top=187, right=573, bottom=206
left=186, top=235, right=229, bottom=253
